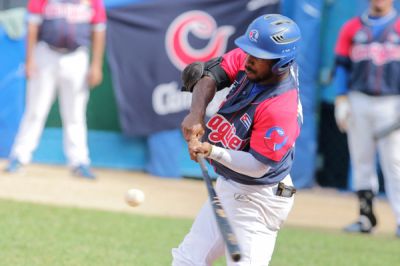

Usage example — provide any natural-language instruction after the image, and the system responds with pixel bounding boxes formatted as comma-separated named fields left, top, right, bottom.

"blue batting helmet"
left=235, top=14, right=301, bottom=74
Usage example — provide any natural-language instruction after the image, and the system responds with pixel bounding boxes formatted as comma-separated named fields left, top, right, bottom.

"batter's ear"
left=181, top=62, right=205, bottom=92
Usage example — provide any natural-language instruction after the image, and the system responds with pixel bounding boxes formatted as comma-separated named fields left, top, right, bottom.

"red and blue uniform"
left=27, top=0, right=106, bottom=51
left=205, top=48, right=302, bottom=185
left=335, top=12, right=400, bottom=96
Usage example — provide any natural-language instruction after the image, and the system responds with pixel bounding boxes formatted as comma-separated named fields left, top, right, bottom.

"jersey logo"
left=240, top=113, right=252, bottom=130
left=44, top=2, right=93, bottom=23
left=264, top=126, right=288, bottom=151
left=351, top=42, right=400, bottom=65
left=207, top=114, right=248, bottom=150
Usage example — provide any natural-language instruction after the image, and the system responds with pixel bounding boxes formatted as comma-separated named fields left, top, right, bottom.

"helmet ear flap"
left=272, top=57, right=295, bottom=74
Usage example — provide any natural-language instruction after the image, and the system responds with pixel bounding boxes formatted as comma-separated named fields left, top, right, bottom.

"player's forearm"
left=90, top=29, right=106, bottom=68
left=26, top=23, right=39, bottom=63
left=190, top=76, right=217, bottom=117
left=208, top=146, right=271, bottom=178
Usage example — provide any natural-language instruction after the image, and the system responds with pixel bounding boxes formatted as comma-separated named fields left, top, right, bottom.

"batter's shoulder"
left=394, top=17, right=400, bottom=33
left=340, top=17, right=362, bottom=32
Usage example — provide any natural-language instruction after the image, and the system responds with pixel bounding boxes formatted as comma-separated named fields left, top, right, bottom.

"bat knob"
left=231, top=253, right=241, bottom=262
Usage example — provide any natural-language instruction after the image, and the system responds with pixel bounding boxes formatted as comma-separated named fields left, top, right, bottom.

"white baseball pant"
left=172, top=175, right=294, bottom=266
left=10, top=42, right=90, bottom=167
left=347, top=91, right=400, bottom=225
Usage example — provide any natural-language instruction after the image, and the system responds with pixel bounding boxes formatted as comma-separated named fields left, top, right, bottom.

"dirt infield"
left=0, top=160, right=396, bottom=235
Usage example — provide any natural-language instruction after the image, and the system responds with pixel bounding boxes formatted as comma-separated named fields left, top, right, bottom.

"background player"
left=4, top=0, right=106, bottom=179
left=172, top=14, right=302, bottom=265
left=334, top=0, right=400, bottom=237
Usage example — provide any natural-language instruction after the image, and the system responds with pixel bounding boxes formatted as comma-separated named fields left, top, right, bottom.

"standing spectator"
left=4, top=0, right=106, bottom=179
left=173, top=14, right=301, bottom=265
left=334, top=0, right=400, bottom=237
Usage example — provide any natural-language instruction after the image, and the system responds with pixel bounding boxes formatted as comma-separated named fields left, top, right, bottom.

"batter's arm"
left=189, top=141, right=270, bottom=177
left=181, top=76, right=217, bottom=142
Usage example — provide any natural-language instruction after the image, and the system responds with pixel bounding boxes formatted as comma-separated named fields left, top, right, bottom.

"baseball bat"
left=374, top=120, right=400, bottom=140
left=197, top=155, right=241, bottom=262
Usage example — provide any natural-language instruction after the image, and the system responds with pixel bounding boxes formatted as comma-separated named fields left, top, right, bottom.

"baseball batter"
left=173, top=14, right=302, bottom=265
left=5, top=0, right=106, bottom=179
left=334, top=0, right=400, bottom=237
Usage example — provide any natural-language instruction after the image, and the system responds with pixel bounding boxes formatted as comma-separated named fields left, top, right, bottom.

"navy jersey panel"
left=335, top=14, right=400, bottom=96
left=204, top=49, right=301, bottom=185
left=28, top=0, right=107, bottom=51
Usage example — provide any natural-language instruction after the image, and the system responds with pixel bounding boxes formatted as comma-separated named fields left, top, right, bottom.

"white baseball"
left=125, top=188, right=145, bottom=207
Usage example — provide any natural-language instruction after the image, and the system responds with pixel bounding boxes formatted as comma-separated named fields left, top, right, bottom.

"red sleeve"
left=91, top=0, right=107, bottom=24
left=250, top=90, right=300, bottom=162
left=335, top=18, right=362, bottom=57
left=27, top=0, right=45, bottom=14
left=395, top=18, right=400, bottom=33
left=220, top=48, right=246, bottom=82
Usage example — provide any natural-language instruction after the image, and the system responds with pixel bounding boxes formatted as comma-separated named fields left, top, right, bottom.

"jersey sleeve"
left=249, top=90, right=300, bottom=164
left=334, top=18, right=361, bottom=68
left=27, top=0, right=45, bottom=24
left=27, top=0, right=45, bottom=14
left=220, top=48, right=247, bottom=82
left=335, top=18, right=362, bottom=57
left=395, top=18, right=400, bottom=33
left=91, top=0, right=107, bottom=26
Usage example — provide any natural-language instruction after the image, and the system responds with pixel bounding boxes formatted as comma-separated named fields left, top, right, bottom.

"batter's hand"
left=334, top=95, right=350, bottom=132
left=181, top=112, right=205, bottom=142
left=188, top=138, right=212, bottom=161
left=87, top=63, right=103, bottom=88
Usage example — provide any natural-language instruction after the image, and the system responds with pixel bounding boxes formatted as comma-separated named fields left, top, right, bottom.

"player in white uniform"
left=334, top=0, right=400, bottom=237
left=4, top=0, right=107, bottom=179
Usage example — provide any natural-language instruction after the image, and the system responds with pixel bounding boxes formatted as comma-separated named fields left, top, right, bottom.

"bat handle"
left=231, top=252, right=241, bottom=262
left=197, top=154, right=206, bottom=169
left=196, top=154, right=242, bottom=262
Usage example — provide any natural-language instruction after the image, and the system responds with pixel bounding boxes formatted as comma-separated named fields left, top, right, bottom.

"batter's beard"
left=246, top=72, right=275, bottom=84
left=372, top=6, right=384, bottom=14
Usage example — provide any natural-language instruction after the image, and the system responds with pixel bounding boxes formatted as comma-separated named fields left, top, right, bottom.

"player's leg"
left=58, top=47, right=92, bottom=176
left=172, top=200, right=225, bottom=266
left=345, top=92, right=378, bottom=232
left=217, top=175, right=294, bottom=266
left=7, top=42, right=58, bottom=168
left=375, top=95, right=400, bottom=236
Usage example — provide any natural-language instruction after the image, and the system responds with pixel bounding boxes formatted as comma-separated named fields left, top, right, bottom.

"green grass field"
left=0, top=199, right=399, bottom=266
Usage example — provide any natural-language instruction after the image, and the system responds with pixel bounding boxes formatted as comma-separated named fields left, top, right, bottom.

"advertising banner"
left=106, top=0, right=279, bottom=136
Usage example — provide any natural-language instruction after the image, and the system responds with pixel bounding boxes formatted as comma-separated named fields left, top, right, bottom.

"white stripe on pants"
left=11, top=42, right=90, bottom=166
left=348, top=91, right=400, bottom=224
left=172, top=175, right=294, bottom=266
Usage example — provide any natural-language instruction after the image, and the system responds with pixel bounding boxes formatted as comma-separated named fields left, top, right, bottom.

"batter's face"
left=244, top=55, right=275, bottom=84
left=370, top=0, right=394, bottom=15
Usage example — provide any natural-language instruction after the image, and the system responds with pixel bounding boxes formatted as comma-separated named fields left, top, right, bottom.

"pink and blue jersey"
left=205, top=48, right=302, bottom=185
left=335, top=11, right=400, bottom=96
left=27, top=0, right=106, bottom=51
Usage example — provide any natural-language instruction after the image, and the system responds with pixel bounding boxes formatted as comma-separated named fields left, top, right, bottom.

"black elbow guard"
left=181, top=62, right=205, bottom=92
left=203, top=57, right=231, bottom=91
left=181, top=57, right=231, bottom=92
